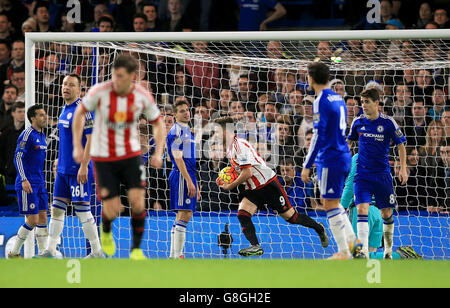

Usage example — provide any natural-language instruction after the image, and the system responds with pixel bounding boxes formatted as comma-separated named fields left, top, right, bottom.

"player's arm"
left=391, top=122, right=408, bottom=185
left=302, top=105, right=327, bottom=183
left=397, top=142, right=408, bottom=185
left=14, top=139, right=32, bottom=194
left=72, top=104, right=88, bottom=164
left=172, top=150, right=196, bottom=198
left=149, top=116, right=165, bottom=169
left=218, top=166, right=252, bottom=191
left=260, top=2, right=287, bottom=31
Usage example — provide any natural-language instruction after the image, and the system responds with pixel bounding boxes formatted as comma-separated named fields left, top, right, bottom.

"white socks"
left=11, top=223, right=34, bottom=255
left=357, top=214, right=369, bottom=255
left=47, top=207, right=65, bottom=255
left=339, top=204, right=356, bottom=244
left=77, top=210, right=102, bottom=255
left=170, top=220, right=188, bottom=259
left=35, top=224, right=48, bottom=255
left=326, top=208, right=351, bottom=256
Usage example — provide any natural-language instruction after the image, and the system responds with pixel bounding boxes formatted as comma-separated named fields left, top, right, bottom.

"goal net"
left=26, top=31, right=449, bottom=260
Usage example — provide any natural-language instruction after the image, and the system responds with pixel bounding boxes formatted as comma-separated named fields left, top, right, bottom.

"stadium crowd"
left=0, top=0, right=449, bottom=215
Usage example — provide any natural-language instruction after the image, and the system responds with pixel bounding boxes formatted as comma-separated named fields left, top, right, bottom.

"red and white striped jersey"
left=227, top=136, right=276, bottom=190
left=81, top=81, right=161, bottom=162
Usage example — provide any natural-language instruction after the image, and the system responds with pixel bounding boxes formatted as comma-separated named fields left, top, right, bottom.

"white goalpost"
left=24, top=30, right=450, bottom=259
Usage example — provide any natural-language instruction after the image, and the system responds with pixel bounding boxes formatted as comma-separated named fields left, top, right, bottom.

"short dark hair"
left=112, top=54, right=137, bottom=73
left=65, top=73, right=81, bottom=85
left=11, top=101, right=25, bottom=112
left=4, top=84, right=18, bottom=94
left=27, top=104, right=44, bottom=123
left=173, top=99, right=189, bottom=113
left=98, top=15, right=114, bottom=27
left=360, top=88, right=380, bottom=102
left=33, top=1, right=49, bottom=15
left=307, top=62, right=330, bottom=85
left=133, top=13, right=148, bottom=22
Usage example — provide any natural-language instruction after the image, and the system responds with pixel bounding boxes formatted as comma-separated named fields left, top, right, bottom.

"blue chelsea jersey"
left=167, top=122, right=196, bottom=174
left=347, top=112, right=406, bottom=175
left=14, top=126, right=47, bottom=185
left=303, top=88, right=351, bottom=169
left=57, top=99, right=94, bottom=175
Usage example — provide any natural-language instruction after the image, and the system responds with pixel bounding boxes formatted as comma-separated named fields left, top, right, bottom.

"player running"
left=301, top=62, right=359, bottom=260
left=166, top=99, right=200, bottom=259
left=347, top=88, right=408, bottom=259
left=72, top=54, right=166, bottom=260
left=9, top=105, right=48, bottom=258
left=215, top=116, right=328, bottom=257
left=38, top=74, right=103, bottom=258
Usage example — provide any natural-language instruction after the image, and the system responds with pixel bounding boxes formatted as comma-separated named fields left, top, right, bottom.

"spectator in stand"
left=413, top=1, right=433, bottom=29
left=0, top=13, right=20, bottom=42
left=228, top=100, right=245, bottom=122
left=160, top=0, right=196, bottom=32
left=10, top=67, right=25, bottom=102
left=278, top=158, right=314, bottom=213
left=237, top=0, right=286, bottom=31
left=385, top=82, right=413, bottom=128
left=35, top=53, right=65, bottom=112
left=34, top=2, right=55, bottom=32
left=140, top=1, right=162, bottom=32
left=84, top=3, right=109, bottom=32
left=294, top=128, right=313, bottom=168
left=0, top=83, right=17, bottom=133
left=0, top=40, right=10, bottom=67
left=21, top=17, right=37, bottom=36
left=133, top=13, right=148, bottom=32
left=276, top=115, right=296, bottom=164
left=147, top=44, right=176, bottom=97
left=404, top=99, right=430, bottom=147
left=433, top=6, right=450, bottom=28
left=345, top=96, right=360, bottom=131
left=237, top=74, right=257, bottom=112
left=315, top=41, right=332, bottom=63
left=442, top=109, right=450, bottom=138
left=296, top=95, right=314, bottom=148
left=168, top=65, right=201, bottom=107
left=210, top=88, right=235, bottom=120
left=224, top=53, right=249, bottom=93
left=418, top=120, right=447, bottom=212
left=0, top=101, right=24, bottom=185
left=184, top=41, right=220, bottom=99
left=393, top=148, right=424, bottom=211
left=0, top=40, right=24, bottom=86
left=429, top=87, right=448, bottom=121
left=98, top=15, right=115, bottom=32
left=0, top=0, right=28, bottom=36
left=352, top=0, right=393, bottom=30
left=413, top=68, right=434, bottom=106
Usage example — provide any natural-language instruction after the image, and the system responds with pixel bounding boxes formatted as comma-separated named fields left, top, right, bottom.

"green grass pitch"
left=1, top=259, right=449, bottom=288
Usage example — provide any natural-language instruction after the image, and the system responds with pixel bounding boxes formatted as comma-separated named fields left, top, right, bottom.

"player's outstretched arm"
left=149, top=116, right=165, bottom=169
left=72, top=104, right=87, bottom=164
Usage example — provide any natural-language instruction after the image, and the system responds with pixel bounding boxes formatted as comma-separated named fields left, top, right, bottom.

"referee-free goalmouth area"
left=0, top=258, right=449, bottom=288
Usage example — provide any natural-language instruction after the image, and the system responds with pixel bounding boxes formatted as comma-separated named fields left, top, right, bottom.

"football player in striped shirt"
left=9, top=105, right=48, bottom=258
left=301, top=62, right=358, bottom=260
left=38, top=74, right=103, bottom=258
left=72, top=54, right=166, bottom=260
left=215, top=116, right=328, bottom=257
